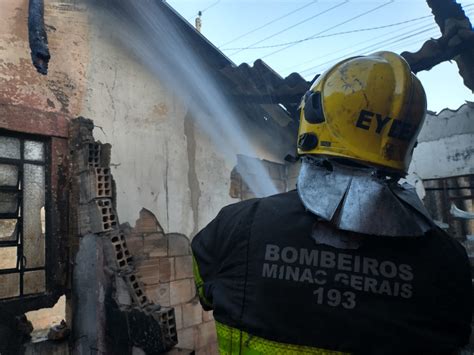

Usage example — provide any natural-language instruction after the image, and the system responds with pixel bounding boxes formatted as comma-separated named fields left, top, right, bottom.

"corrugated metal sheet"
left=160, top=1, right=311, bottom=133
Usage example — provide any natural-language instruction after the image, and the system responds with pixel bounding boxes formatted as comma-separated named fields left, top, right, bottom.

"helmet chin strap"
left=297, top=157, right=434, bottom=237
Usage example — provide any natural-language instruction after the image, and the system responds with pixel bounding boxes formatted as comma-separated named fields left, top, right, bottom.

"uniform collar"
left=297, top=157, right=434, bottom=237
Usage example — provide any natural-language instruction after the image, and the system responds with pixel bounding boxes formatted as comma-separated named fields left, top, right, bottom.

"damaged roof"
left=158, top=1, right=312, bottom=133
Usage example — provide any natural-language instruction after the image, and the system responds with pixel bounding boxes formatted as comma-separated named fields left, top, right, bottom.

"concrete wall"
left=409, top=102, right=474, bottom=179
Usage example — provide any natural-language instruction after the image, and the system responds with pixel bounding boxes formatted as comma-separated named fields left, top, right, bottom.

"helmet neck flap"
left=297, top=156, right=434, bottom=237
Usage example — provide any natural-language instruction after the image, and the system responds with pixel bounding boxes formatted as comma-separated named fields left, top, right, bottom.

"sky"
left=166, top=0, right=474, bottom=113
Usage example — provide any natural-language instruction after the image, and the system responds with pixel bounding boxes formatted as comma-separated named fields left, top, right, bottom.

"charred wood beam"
left=403, top=0, right=474, bottom=91
left=401, top=18, right=474, bottom=73
left=28, top=0, right=50, bottom=75
left=426, top=0, right=470, bottom=32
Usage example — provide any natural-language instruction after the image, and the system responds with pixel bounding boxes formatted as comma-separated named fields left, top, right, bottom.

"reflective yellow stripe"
left=192, top=255, right=212, bottom=308
left=216, top=321, right=349, bottom=355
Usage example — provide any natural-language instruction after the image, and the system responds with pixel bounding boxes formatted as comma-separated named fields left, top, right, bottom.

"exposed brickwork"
left=195, top=321, right=218, bottom=350
left=142, top=305, right=178, bottom=347
left=170, top=280, right=194, bottom=306
left=109, top=229, right=134, bottom=270
left=126, top=209, right=218, bottom=353
left=182, top=301, right=202, bottom=328
left=168, top=234, right=191, bottom=256
left=88, top=143, right=101, bottom=168
left=175, top=256, right=193, bottom=280
left=70, top=118, right=177, bottom=351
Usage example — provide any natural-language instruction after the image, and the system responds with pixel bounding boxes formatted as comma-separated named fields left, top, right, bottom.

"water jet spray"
left=86, top=0, right=280, bottom=197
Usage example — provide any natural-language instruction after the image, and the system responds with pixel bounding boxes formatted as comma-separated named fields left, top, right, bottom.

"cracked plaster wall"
left=77, top=4, right=293, bottom=236
left=80, top=26, right=238, bottom=236
left=409, top=103, right=474, bottom=179
left=0, top=0, right=242, bottom=238
left=1, top=0, right=294, bottom=239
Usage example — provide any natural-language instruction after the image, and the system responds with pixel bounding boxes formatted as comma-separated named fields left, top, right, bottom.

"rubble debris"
left=47, top=320, right=70, bottom=341
left=16, top=314, right=34, bottom=339
left=106, top=295, right=178, bottom=354
left=0, top=311, right=33, bottom=354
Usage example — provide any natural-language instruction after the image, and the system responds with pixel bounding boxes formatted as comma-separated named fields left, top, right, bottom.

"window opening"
left=0, top=134, right=48, bottom=299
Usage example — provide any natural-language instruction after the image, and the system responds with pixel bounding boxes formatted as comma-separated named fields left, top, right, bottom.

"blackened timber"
left=402, top=0, right=474, bottom=90
left=402, top=32, right=474, bottom=73
left=28, top=0, right=50, bottom=75
left=426, top=0, right=471, bottom=32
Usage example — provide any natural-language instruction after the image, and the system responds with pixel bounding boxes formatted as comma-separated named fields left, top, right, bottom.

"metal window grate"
left=423, top=174, right=474, bottom=240
left=0, top=133, right=48, bottom=299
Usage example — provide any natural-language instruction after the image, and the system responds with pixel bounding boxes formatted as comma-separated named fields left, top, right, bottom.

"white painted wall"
left=80, top=29, right=237, bottom=237
left=80, top=6, right=293, bottom=237
left=409, top=103, right=474, bottom=179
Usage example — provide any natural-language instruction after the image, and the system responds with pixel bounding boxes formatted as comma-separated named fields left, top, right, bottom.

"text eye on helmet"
left=303, top=91, right=325, bottom=124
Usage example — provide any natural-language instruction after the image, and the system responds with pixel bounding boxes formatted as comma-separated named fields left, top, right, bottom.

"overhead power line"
left=222, top=14, right=433, bottom=51
left=228, top=1, right=349, bottom=56
left=202, top=0, right=221, bottom=13
left=280, top=18, right=433, bottom=73
left=299, top=25, right=436, bottom=75
left=384, top=30, right=441, bottom=54
left=299, top=30, right=439, bottom=80
left=218, top=0, right=318, bottom=48
left=282, top=2, right=474, bottom=74
left=261, top=0, right=395, bottom=60
left=297, top=6, right=474, bottom=77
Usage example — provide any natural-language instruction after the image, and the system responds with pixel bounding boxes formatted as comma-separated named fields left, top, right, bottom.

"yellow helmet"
left=297, top=51, right=427, bottom=174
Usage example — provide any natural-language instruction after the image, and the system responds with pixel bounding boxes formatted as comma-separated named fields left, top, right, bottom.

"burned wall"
left=0, top=0, right=89, bottom=115
left=1, top=0, right=293, bottom=237
left=1, top=1, right=297, bottom=352
left=69, top=117, right=178, bottom=354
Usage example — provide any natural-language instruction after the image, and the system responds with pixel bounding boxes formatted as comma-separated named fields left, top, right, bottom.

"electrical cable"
left=282, top=2, right=474, bottom=73
left=297, top=8, right=474, bottom=78
left=299, top=25, right=436, bottom=75
left=222, top=14, right=433, bottom=51
left=218, top=0, right=318, bottom=48
left=298, top=7, right=474, bottom=77
left=385, top=30, right=441, bottom=53
left=281, top=15, right=435, bottom=72
left=260, top=0, right=395, bottom=60
left=202, top=0, right=221, bottom=13
left=298, top=30, right=438, bottom=80
left=228, top=1, right=349, bottom=56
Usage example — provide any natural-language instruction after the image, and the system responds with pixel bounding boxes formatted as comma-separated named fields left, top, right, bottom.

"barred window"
left=0, top=134, right=48, bottom=299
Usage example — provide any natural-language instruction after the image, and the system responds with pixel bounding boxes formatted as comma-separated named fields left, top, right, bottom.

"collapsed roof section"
left=159, top=0, right=311, bottom=136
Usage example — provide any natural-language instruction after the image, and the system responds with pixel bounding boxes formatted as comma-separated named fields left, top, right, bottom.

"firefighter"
left=191, top=52, right=472, bottom=354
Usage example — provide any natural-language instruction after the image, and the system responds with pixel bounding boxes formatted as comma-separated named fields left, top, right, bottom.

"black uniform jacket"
left=191, top=191, right=472, bottom=354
